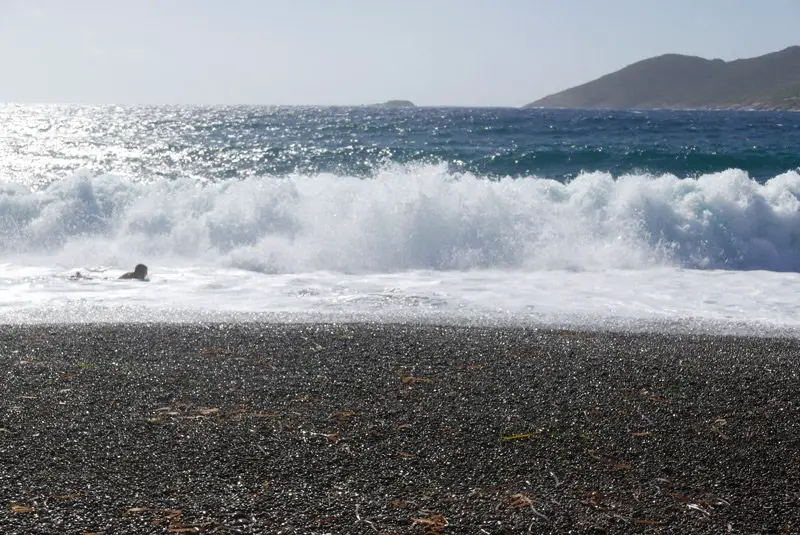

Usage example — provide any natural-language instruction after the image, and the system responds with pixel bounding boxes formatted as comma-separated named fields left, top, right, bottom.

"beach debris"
left=508, top=493, right=534, bottom=508
left=167, top=523, right=210, bottom=533
left=507, top=493, right=550, bottom=523
left=11, top=503, right=35, bottom=513
left=500, top=431, right=535, bottom=441
left=227, top=406, right=250, bottom=419
left=639, top=389, right=669, bottom=403
left=151, top=509, right=183, bottom=527
left=127, top=507, right=152, bottom=514
left=197, top=407, right=219, bottom=416
left=148, top=407, right=181, bottom=422
left=354, top=503, right=378, bottom=532
left=401, top=374, right=433, bottom=385
left=331, top=410, right=356, bottom=420
left=686, top=503, right=711, bottom=517
left=581, top=491, right=607, bottom=510
left=412, top=513, right=448, bottom=533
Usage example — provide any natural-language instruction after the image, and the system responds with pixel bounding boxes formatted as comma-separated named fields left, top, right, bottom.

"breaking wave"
left=2, top=164, right=800, bottom=273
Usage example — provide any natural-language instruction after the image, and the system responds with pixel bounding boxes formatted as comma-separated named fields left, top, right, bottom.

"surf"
left=2, top=164, right=800, bottom=273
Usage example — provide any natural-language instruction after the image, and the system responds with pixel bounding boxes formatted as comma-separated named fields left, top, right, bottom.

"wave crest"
left=2, top=165, right=800, bottom=272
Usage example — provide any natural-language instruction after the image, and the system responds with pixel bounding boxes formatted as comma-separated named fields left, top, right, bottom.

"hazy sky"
left=1, top=0, right=798, bottom=106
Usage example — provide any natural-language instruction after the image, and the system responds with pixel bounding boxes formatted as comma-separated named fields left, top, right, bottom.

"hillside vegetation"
left=526, top=46, right=800, bottom=110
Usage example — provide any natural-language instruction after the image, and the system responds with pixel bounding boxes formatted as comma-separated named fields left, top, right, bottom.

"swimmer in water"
left=119, top=264, right=148, bottom=281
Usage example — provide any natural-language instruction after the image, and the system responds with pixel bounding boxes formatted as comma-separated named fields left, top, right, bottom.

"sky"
left=0, top=0, right=798, bottom=107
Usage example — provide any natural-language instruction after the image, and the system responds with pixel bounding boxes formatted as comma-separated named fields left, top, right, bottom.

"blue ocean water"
left=2, top=105, right=800, bottom=328
left=2, top=105, right=799, bottom=187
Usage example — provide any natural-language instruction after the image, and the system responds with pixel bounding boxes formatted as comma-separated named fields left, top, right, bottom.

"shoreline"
left=1, top=323, right=797, bottom=533
left=3, top=314, right=799, bottom=339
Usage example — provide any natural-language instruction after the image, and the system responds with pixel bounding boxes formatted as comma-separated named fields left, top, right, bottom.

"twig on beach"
left=548, top=469, right=561, bottom=487
left=639, top=390, right=669, bottom=404
left=528, top=505, right=549, bottom=522
left=354, top=504, right=378, bottom=532
left=686, top=503, right=711, bottom=517
left=401, top=374, right=434, bottom=385
left=525, top=501, right=551, bottom=529
left=509, top=494, right=549, bottom=524
left=501, top=432, right=534, bottom=441
left=411, top=513, right=448, bottom=534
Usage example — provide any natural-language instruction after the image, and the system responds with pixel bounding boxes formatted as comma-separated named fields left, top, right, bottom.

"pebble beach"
left=0, top=323, right=798, bottom=534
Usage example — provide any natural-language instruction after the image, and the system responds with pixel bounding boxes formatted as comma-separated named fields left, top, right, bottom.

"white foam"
left=3, top=165, right=800, bottom=273
left=1, top=264, right=799, bottom=335
left=3, top=166, right=800, bottom=331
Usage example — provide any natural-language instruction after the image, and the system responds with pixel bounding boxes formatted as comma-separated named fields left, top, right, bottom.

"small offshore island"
left=526, top=46, right=800, bottom=111
left=369, top=99, right=416, bottom=108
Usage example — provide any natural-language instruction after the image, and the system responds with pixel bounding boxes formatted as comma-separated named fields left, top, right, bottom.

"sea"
left=2, top=104, right=800, bottom=334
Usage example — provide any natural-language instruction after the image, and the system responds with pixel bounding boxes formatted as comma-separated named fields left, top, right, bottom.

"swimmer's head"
left=120, top=264, right=148, bottom=280
left=133, top=264, right=148, bottom=279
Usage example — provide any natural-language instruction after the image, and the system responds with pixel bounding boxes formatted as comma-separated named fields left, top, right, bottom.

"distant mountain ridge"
left=526, top=46, right=800, bottom=111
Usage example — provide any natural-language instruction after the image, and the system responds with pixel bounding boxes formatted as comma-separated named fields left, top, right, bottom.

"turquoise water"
left=2, top=105, right=799, bottom=187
